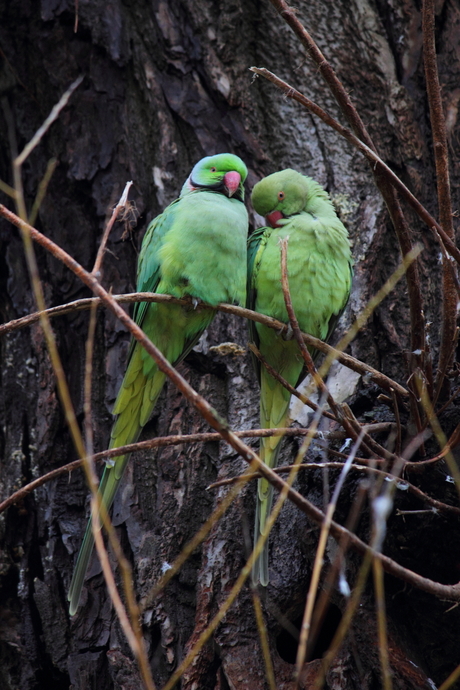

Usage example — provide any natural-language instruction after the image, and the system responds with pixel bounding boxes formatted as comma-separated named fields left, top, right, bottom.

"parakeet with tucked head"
left=68, top=153, right=248, bottom=614
left=248, top=169, right=352, bottom=586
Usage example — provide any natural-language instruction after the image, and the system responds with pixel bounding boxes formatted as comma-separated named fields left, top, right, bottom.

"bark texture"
left=1, top=0, right=460, bottom=688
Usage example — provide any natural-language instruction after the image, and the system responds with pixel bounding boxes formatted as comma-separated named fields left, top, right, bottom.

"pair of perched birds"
left=68, top=153, right=353, bottom=615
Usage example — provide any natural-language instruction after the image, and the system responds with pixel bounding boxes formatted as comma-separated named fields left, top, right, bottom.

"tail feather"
left=253, top=365, right=297, bottom=586
left=68, top=360, right=165, bottom=614
left=252, top=439, right=283, bottom=586
left=67, top=458, right=128, bottom=615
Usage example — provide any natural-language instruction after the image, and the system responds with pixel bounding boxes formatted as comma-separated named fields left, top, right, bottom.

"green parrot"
left=248, top=169, right=352, bottom=586
left=68, top=153, right=248, bottom=614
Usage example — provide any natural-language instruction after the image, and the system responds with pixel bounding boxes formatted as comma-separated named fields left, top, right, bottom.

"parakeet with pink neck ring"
left=68, top=153, right=249, bottom=614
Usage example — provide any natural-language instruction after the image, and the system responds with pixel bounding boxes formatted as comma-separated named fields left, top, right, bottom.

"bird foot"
left=281, top=323, right=294, bottom=340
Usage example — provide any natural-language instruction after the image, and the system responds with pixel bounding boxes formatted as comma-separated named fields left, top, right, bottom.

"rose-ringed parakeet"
left=68, top=153, right=248, bottom=614
left=248, top=169, right=352, bottom=586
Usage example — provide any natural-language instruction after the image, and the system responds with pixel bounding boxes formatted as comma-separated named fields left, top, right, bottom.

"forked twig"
left=265, top=0, right=427, bottom=382
left=92, top=180, right=133, bottom=277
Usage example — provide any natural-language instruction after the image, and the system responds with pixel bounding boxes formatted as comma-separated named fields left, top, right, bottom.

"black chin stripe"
left=190, top=176, right=244, bottom=202
left=190, top=176, right=224, bottom=191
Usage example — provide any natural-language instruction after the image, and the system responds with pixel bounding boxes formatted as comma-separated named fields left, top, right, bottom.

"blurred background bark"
left=1, top=0, right=459, bottom=688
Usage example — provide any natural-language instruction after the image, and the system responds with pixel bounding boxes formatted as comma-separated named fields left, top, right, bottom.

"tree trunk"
left=1, top=0, right=459, bottom=688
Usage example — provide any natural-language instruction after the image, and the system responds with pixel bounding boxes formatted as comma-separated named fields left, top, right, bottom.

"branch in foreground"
left=0, top=288, right=409, bottom=400
left=208, top=461, right=460, bottom=517
left=3, top=207, right=459, bottom=607
left=0, top=428, right=315, bottom=514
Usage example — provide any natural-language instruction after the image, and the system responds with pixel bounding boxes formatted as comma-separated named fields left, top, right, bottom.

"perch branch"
left=0, top=289, right=410, bottom=400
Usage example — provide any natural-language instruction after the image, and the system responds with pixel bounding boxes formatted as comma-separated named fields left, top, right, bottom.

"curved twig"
left=250, top=67, right=460, bottom=269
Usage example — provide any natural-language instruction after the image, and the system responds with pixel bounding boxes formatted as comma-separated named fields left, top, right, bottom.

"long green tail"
left=67, top=455, right=130, bottom=615
left=68, top=349, right=166, bottom=615
left=252, top=367, right=292, bottom=586
left=252, top=439, right=284, bottom=586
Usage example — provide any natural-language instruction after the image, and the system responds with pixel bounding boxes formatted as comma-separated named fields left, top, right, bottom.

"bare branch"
left=92, top=180, right=133, bottom=276
left=0, top=427, right=313, bottom=514
left=423, top=0, right=458, bottom=398
left=250, top=66, right=460, bottom=269
left=0, top=290, right=410, bottom=400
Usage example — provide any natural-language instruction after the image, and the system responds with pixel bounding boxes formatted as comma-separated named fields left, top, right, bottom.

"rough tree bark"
left=1, top=0, right=460, bottom=689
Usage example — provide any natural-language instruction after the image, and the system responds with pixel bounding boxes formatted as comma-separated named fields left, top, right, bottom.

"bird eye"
left=278, top=191, right=285, bottom=200
left=210, top=167, right=217, bottom=173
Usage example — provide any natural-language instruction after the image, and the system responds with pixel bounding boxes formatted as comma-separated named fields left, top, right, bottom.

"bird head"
left=251, top=169, right=309, bottom=227
left=183, top=153, right=248, bottom=201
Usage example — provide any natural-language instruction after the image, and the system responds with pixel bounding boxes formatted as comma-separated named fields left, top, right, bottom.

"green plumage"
left=68, top=154, right=248, bottom=614
left=248, top=169, right=353, bottom=586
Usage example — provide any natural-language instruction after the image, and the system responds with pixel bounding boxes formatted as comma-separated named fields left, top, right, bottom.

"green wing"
left=129, top=194, right=223, bottom=370
left=127, top=199, right=180, bottom=360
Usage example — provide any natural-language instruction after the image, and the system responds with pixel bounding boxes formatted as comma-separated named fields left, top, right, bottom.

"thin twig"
left=0, top=427, right=313, bottom=515
left=391, top=388, right=402, bottom=457
left=307, top=481, right=368, bottom=659
left=251, top=588, right=277, bottom=690
left=92, top=180, right=133, bottom=277
left=15, top=76, right=83, bottom=167
left=438, top=663, right=460, bottom=690
left=415, top=378, right=460, bottom=495
left=209, top=461, right=460, bottom=517
left=0, top=177, right=17, bottom=199
left=394, top=419, right=460, bottom=475
left=294, top=430, right=366, bottom=685
left=29, top=158, right=59, bottom=227
left=249, top=342, right=337, bottom=421
left=423, top=0, right=458, bottom=399
left=373, top=557, right=393, bottom=690
left=249, top=67, right=460, bottom=267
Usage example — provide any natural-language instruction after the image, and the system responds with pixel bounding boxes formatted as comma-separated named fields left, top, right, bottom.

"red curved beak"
left=266, top=210, right=284, bottom=228
left=223, top=171, right=241, bottom=197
